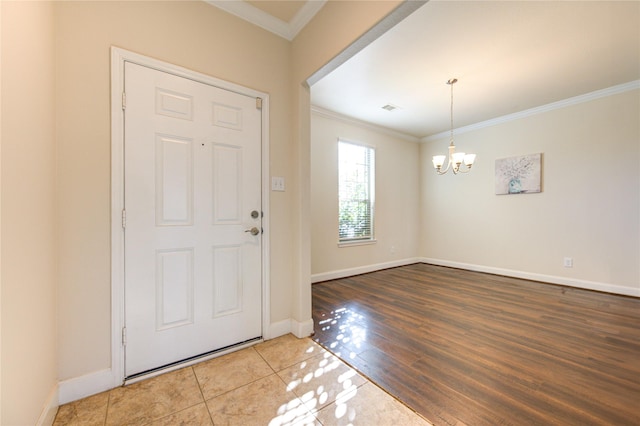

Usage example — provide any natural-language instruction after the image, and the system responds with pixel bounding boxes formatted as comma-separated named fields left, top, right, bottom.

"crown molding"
left=311, top=105, right=420, bottom=143
left=206, top=1, right=326, bottom=41
left=422, top=80, right=640, bottom=143
left=290, top=1, right=327, bottom=39
left=313, top=80, right=639, bottom=145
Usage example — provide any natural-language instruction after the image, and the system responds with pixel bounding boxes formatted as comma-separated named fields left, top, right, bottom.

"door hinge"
left=256, top=97, right=262, bottom=110
left=121, top=209, right=127, bottom=229
left=122, top=327, right=127, bottom=346
left=122, top=92, right=126, bottom=110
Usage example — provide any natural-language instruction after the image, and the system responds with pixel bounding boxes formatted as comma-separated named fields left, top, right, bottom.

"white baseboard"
left=311, top=257, right=638, bottom=297
left=267, top=318, right=315, bottom=339
left=36, top=384, right=59, bottom=426
left=311, top=257, right=421, bottom=283
left=420, top=257, right=640, bottom=297
left=58, top=369, right=117, bottom=405
left=62, top=257, right=631, bottom=408
left=291, top=318, right=314, bottom=338
left=58, top=317, right=316, bottom=405
left=267, top=319, right=293, bottom=339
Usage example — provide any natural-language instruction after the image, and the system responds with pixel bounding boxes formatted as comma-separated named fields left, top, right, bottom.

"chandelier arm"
left=436, top=158, right=452, bottom=175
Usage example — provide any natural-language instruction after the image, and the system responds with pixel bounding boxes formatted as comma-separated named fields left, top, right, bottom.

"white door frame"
left=110, top=46, right=270, bottom=385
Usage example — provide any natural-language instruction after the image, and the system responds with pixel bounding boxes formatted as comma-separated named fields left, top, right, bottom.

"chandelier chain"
left=450, top=80, right=454, bottom=145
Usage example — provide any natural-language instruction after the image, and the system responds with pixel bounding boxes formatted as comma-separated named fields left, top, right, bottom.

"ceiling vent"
left=381, top=104, right=399, bottom=111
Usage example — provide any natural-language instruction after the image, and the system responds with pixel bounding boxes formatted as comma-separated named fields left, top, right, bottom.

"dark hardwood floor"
left=311, top=263, right=640, bottom=426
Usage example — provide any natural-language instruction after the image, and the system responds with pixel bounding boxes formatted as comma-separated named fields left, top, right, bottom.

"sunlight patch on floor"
left=318, top=306, right=368, bottom=361
left=270, top=396, right=316, bottom=426
left=284, top=350, right=361, bottom=411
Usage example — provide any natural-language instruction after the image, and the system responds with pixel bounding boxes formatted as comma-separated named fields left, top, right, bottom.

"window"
left=338, top=140, right=375, bottom=243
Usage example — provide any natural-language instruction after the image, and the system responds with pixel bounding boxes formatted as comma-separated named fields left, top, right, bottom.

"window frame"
left=337, top=138, right=376, bottom=246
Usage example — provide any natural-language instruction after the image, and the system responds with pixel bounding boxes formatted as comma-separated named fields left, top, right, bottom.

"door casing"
left=110, top=46, right=271, bottom=385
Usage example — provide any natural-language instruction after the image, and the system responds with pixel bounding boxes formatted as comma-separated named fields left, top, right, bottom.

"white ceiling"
left=311, top=1, right=640, bottom=139
left=208, top=1, right=639, bottom=140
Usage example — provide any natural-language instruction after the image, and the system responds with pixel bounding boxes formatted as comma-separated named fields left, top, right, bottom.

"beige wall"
left=308, top=79, right=638, bottom=296
left=1, top=1, right=58, bottom=424
left=311, top=112, right=420, bottom=276
left=420, top=89, right=640, bottom=294
left=0, top=0, right=411, bottom=419
left=4, top=0, right=635, bottom=421
left=292, top=1, right=403, bottom=82
left=55, top=0, right=293, bottom=381
left=290, top=0, right=403, bottom=323
left=55, top=0, right=403, bottom=389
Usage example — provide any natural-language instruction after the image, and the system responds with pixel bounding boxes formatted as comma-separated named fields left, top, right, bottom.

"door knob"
left=244, top=227, right=260, bottom=236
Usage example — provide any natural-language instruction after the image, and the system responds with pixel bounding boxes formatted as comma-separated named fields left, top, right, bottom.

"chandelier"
left=432, top=78, right=476, bottom=174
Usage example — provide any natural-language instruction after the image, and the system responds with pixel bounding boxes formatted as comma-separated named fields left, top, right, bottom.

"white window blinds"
left=338, top=140, right=375, bottom=242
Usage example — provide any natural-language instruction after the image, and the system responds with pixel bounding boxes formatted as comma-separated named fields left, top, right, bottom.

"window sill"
left=338, top=239, right=377, bottom=248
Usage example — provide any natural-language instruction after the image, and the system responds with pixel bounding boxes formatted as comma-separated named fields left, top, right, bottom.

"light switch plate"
left=271, top=176, right=285, bottom=192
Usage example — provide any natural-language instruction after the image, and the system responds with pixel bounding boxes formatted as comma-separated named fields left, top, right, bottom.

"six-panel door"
left=124, top=62, right=262, bottom=377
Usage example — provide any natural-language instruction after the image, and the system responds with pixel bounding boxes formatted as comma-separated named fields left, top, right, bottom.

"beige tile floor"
left=54, top=334, right=432, bottom=425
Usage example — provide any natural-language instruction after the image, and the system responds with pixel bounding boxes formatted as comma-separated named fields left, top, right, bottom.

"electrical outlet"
left=563, top=257, right=573, bottom=268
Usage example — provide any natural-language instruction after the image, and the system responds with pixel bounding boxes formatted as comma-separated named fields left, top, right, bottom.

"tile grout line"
left=189, top=365, right=215, bottom=425
left=251, top=345, right=278, bottom=375
left=111, top=367, right=209, bottom=425
left=195, top=346, right=279, bottom=407
left=257, top=340, right=328, bottom=425
left=270, top=365, right=322, bottom=423
left=255, top=337, right=329, bottom=372
left=103, top=390, right=112, bottom=426
left=57, top=335, right=430, bottom=425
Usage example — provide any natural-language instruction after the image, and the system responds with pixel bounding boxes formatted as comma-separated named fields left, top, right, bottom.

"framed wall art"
left=495, top=153, right=542, bottom=195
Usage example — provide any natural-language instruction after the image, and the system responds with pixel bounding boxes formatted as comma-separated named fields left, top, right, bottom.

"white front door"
left=123, top=62, right=262, bottom=378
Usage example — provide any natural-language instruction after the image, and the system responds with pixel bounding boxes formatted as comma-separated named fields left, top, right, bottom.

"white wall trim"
left=58, top=369, right=114, bottom=405
left=110, top=47, right=127, bottom=391
left=36, top=385, right=58, bottom=426
left=267, top=319, right=293, bottom=340
left=312, top=106, right=419, bottom=142
left=421, top=258, right=640, bottom=298
left=260, top=92, right=272, bottom=357
left=0, top=3, right=3, bottom=422
left=311, top=258, right=421, bottom=284
left=422, top=80, right=640, bottom=143
left=312, top=257, right=639, bottom=297
left=289, top=1, right=327, bottom=40
left=205, top=0, right=326, bottom=41
left=266, top=318, right=314, bottom=339
left=293, top=318, right=315, bottom=338
left=110, top=47, right=271, bottom=391
left=206, top=1, right=290, bottom=39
